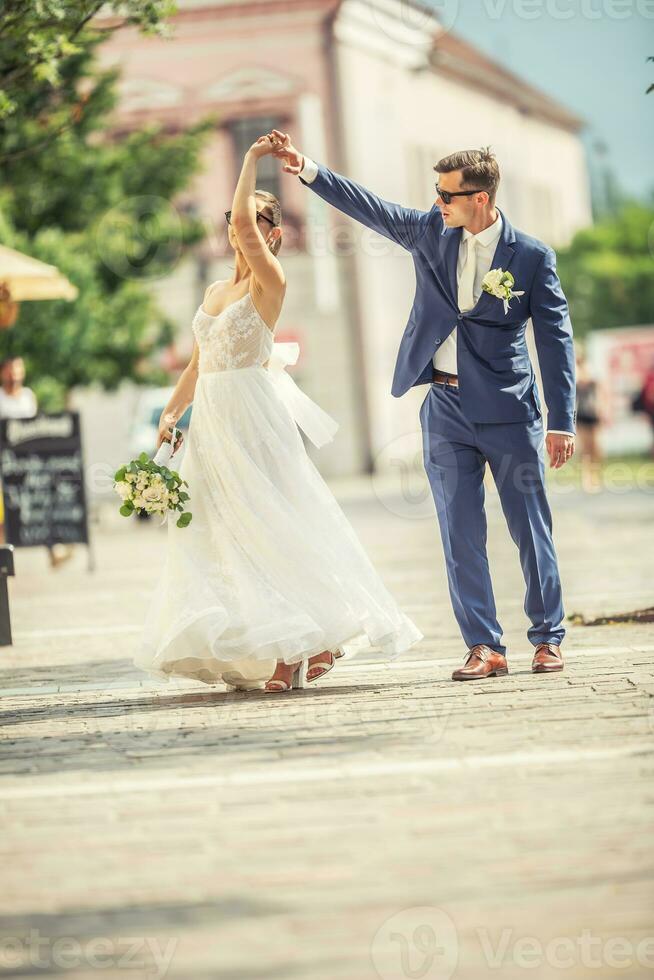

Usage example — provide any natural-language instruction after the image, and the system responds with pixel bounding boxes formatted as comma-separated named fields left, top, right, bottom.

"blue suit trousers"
left=419, top=381, right=565, bottom=656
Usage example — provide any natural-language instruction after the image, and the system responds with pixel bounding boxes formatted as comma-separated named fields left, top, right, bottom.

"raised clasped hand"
left=265, top=129, right=304, bottom=175
left=247, top=133, right=284, bottom=159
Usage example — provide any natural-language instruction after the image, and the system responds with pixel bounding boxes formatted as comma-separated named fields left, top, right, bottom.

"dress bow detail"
left=266, top=342, right=339, bottom=448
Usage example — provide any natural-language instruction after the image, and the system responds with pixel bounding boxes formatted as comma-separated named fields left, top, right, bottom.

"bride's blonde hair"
left=256, top=189, right=283, bottom=257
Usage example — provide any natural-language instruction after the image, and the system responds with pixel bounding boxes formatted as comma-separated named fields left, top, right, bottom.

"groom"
left=270, top=132, right=575, bottom=681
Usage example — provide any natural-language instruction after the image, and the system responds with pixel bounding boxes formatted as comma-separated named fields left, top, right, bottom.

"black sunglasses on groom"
left=435, top=184, right=487, bottom=205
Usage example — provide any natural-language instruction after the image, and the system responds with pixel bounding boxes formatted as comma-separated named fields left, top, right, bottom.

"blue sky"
left=435, top=1, right=653, bottom=203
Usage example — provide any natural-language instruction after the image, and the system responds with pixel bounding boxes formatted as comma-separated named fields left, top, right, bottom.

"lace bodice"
left=191, top=290, right=274, bottom=373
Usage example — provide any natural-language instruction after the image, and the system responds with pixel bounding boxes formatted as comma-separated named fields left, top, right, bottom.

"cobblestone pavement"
left=1, top=470, right=653, bottom=980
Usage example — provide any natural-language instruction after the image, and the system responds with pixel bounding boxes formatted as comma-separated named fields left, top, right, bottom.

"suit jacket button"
left=457, top=313, right=463, bottom=320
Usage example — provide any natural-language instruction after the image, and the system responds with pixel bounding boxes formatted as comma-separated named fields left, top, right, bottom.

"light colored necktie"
left=458, top=235, right=478, bottom=312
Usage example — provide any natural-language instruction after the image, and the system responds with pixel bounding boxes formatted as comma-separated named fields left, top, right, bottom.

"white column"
left=297, top=92, right=340, bottom=314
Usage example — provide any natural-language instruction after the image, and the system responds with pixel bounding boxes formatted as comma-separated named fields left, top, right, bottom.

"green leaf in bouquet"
left=176, top=512, right=193, bottom=528
left=114, top=465, right=127, bottom=481
left=119, top=503, right=133, bottom=516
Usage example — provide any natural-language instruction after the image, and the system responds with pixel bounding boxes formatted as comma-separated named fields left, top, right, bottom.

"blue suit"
left=300, top=162, right=576, bottom=653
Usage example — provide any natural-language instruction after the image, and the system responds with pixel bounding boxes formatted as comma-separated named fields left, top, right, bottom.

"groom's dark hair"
left=434, top=146, right=500, bottom=204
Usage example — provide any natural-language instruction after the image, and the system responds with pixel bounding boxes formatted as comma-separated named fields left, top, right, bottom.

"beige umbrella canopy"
left=0, top=245, right=78, bottom=302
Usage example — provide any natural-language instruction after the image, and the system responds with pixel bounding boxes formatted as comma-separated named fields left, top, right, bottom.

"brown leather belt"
left=432, top=369, right=459, bottom=387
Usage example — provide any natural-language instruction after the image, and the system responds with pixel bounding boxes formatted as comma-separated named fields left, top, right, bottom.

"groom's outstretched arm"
left=529, top=246, right=577, bottom=435
left=297, top=155, right=430, bottom=252
left=268, top=130, right=429, bottom=249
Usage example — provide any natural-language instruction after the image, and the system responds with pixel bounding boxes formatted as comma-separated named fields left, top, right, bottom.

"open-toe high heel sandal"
left=306, top=650, right=345, bottom=683
left=264, top=659, right=308, bottom=693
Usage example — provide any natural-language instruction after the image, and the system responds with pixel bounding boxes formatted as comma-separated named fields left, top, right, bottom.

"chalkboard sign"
left=0, top=411, right=90, bottom=548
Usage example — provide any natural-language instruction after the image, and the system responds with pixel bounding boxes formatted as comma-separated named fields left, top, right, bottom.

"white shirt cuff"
left=547, top=430, right=575, bottom=436
left=299, top=155, right=319, bottom=183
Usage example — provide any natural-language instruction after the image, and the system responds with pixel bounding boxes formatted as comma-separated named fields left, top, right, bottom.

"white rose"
left=483, top=269, right=503, bottom=290
left=114, top=480, right=132, bottom=500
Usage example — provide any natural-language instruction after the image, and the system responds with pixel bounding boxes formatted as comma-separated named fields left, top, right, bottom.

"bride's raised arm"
left=229, top=136, right=285, bottom=295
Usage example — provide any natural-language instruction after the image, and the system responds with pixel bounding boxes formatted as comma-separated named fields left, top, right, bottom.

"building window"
left=229, top=116, right=282, bottom=201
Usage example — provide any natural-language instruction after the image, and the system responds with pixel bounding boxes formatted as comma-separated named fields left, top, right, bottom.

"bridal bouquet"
left=113, top=426, right=193, bottom=528
left=481, top=268, right=525, bottom=314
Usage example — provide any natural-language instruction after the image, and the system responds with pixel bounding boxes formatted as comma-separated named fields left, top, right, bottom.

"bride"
left=133, top=133, right=423, bottom=693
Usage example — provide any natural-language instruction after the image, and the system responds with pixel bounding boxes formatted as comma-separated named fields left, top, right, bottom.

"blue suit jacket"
left=300, top=162, right=576, bottom=433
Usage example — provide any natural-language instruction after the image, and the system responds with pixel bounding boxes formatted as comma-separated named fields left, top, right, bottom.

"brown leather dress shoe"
left=532, top=643, right=564, bottom=673
left=452, top=644, right=509, bottom=681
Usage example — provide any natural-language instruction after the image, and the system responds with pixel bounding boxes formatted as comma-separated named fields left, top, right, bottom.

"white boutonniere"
left=481, top=268, right=525, bottom=314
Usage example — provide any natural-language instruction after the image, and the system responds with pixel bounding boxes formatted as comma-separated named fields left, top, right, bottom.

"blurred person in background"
left=0, top=355, right=73, bottom=568
left=575, top=349, right=605, bottom=492
left=632, top=357, right=654, bottom=459
left=0, top=355, right=37, bottom=419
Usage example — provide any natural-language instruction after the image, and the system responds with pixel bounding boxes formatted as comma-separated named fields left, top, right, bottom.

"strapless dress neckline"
left=198, top=290, right=272, bottom=332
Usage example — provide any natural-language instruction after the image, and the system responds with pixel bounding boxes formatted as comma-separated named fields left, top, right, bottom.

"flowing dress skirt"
left=133, top=366, right=423, bottom=687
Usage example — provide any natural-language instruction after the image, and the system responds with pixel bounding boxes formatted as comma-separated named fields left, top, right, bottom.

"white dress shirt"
left=433, top=210, right=503, bottom=376
left=298, top=156, right=572, bottom=437
left=0, top=386, right=37, bottom=418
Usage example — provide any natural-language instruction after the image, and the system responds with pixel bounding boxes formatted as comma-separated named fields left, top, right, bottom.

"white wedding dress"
left=133, top=284, right=423, bottom=689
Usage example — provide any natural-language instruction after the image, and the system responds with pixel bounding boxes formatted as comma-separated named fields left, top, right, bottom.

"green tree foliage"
left=0, top=5, right=216, bottom=411
left=556, top=200, right=654, bottom=338
left=0, top=0, right=178, bottom=122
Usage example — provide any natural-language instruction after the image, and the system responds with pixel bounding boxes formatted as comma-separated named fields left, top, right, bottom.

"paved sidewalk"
left=1, top=471, right=653, bottom=980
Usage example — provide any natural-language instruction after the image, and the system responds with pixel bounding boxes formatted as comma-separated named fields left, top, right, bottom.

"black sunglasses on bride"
left=224, top=209, right=275, bottom=227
